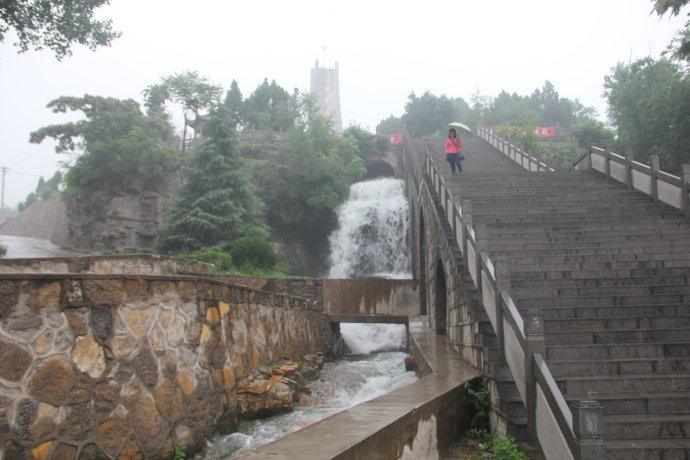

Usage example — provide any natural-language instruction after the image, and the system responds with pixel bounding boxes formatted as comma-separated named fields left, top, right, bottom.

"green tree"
left=653, top=0, right=690, bottom=61
left=344, top=125, right=378, bottom=159
left=402, top=91, right=456, bottom=137
left=223, top=80, right=244, bottom=128
left=259, top=98, right=365, bottom=266
left=376, top=115, right=401, bottom=135
left=243, top=79, right=298, bottom=131
left=145, top=71, right=222, bottom=152
left=604, top=57, right=690, bottom=171
left=30, top=95, right=178, bottom=194
left=17, top=171, right=62, bottom=211
left=0, top=0, right=120, bottom=59
left=157, top=99, right=267, bottom=253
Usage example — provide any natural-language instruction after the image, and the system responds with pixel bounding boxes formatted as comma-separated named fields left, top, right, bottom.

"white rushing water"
left=328, top=178, right=411, bottom=279
left=201, top=329, right=416, bottom=459
left=201, top=177, right=416, bottom=458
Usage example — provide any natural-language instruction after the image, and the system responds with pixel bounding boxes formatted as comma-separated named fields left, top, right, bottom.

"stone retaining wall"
left=0, top=255, right=211, bottom=276
left=0, top=275, right=330, bottom=459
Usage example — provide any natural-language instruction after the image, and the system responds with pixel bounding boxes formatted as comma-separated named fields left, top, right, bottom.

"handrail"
left=414, top=130, right=606, bottom=459
left=479, top=126, right=690, bottom=217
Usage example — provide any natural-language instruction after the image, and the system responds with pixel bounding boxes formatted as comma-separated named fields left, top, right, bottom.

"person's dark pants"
left=446, top=153, right=462, bottom=173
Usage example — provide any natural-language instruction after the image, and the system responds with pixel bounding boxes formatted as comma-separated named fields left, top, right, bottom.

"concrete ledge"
left=241, top=322, right=479, bottom=459
left=327, top=314, right=409, bottom=325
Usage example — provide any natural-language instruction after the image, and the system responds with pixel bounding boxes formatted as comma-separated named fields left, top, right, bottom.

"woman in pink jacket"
left=445, top=128, right=463, bottom=174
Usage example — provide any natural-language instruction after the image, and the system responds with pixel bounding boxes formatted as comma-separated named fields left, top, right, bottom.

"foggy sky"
left=0, top=0, right=686, bottom=207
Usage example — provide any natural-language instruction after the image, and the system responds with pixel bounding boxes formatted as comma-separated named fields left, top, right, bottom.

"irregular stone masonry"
left=0, top=274, right=330, bottom=459
left=0, top=255, right=211, bottom=276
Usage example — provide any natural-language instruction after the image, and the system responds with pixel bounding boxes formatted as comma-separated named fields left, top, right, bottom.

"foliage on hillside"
left=258, top=97, right=365, bottom=265
left=157, top=97, right=268, bottom=254
left=605, top=57, right=690, bottom=172
left=30, top=95, right=180, bottom=196
left=17, top=171, right=62, bottom=211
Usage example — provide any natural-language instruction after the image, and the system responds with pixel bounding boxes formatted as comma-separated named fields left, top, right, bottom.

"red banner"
left=534, top=127, right=556, bottom=138
left=389, top=132, right=402, bottom=145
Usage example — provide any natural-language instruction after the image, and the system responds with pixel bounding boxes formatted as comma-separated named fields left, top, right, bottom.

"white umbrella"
left=449, top=122, right=471, bottom=133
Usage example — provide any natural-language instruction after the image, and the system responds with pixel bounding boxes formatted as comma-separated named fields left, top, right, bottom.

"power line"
left=9, top=150, right=42, bottom=167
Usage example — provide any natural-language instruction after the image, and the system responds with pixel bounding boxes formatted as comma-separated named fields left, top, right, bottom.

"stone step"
left=606, top=438, right=690, bottom=460
left=604, top=414, right=690, bottom=440
left=562, top=374, right=690, bottom=395
left=543, top=315, right=690, bottom=332
left=545, top=328, right=690, bottom=346
left=567, top=391, right=690, bottom=416
left=513, top=285, right=690, bottom=299
left=511, top=266, right=690, bottom=281
left=537, top=303, right=690, bottom=320
left=518, top=293, right=688, bottom=308
left=545, top=341, right=690, bottom=359
left=493, top=245, right=690, bottom=257
left=547, top=357, right=690, bottom=377
left=512, top=276, right=688, bottom=289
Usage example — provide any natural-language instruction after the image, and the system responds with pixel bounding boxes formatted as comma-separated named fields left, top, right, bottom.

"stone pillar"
left=604, top=144, right=611, bottom=179
left=682, top=165, right=690, bottom=218
left=494, top=258, right=511, bottom=362
left=524, top=311, right=546, bottom=444
left=584, top=136, right=593, bottom=170
left=572, top=401, right=606, bottom=460
left=460, top=200, right=473, bottom=262
left=625, top=148, right=634, bottom=189
left=476, top=223, right=489, bottom=295
left=650, top=154, right=660, bottom=202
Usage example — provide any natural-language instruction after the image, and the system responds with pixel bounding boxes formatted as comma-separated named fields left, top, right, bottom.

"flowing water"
left=201, top=177, right=415, bottom=458
left=328, top=178, right=410, bottom=279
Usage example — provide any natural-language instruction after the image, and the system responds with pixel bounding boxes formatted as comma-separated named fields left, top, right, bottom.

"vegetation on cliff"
left=17, top=171, right=62, bottom=211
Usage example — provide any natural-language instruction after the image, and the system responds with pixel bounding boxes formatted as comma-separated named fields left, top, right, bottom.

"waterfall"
left=327, top=178, right=411, bottom=279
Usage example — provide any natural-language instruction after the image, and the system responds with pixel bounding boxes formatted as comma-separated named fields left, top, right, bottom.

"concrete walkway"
left=241, top=321, right=479, bottom=459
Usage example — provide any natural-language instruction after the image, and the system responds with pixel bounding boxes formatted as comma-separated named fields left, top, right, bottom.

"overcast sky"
left=0, top=0, right=686, bottom=207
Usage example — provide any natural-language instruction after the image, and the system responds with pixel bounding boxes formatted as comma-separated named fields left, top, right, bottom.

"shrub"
left=230, top=236, right=278, bottom=270
left=0, top=244, right=6, bottom=257
left=173, top=444, right=186, bottom=460
left=472, top=435, right=527, bottom=460
left=465, top=378, right=491, bottom=436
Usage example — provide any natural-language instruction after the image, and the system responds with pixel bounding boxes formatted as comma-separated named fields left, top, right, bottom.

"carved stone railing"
left=479, top=126, right=690, bottom=218
left=413, top=134, right=606, bottom=459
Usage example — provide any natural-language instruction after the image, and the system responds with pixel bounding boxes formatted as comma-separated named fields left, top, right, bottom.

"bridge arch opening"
left=364, top=160, right=395, bottom=180
left=419, top=210, right=427, bottom=316
left=435, top=259, right=447, bottom=334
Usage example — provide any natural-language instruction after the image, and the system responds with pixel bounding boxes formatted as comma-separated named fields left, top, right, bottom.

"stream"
left=201, top=177, right=415, bottom=458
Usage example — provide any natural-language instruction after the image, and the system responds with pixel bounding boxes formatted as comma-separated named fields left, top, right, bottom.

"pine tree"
left=157, top=102, right=267, bottom=252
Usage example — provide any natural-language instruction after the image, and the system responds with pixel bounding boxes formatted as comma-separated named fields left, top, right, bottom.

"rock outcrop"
left=0, top=198, right=69, bottom=246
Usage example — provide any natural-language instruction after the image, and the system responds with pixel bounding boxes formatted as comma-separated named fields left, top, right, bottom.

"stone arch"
left=419, top=209, right=427, bottom=316
left=364, top=160, right=395, bottom=180
left=435, top=259, right=447, bottom=334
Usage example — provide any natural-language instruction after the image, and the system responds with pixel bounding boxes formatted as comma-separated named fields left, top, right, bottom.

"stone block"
left=31, top=440, right=53, bottom=460
left=71, top=335, right=106, bottom=379
left=95, top=418, right=128, bottom=457
left=63, top=280, right=84, bottom=308
left=78, top=443, right=108, bottom=460
left=59, top=401, right=96, bottom=441
left=126, top=391, right=169, bottom=456
left=82, top=279, right=125, bottom=306
left=176, top=368, right=195, bottom=397
left=0, top=281, right=19, bottom=319
left=154, top=378, right=184, bottom=421
left=111, top=333, right=136, bottom=359
left=89, top=307, right=112, bottom=345
left=25, top=281, right=61, bottom=310
left=131, top=345, right=158, bottom=389
left=0, top=340, right=32, bottom=381
left=52, top=443, right=77, bottom=460
left=26, top=355, right=76, bottom=405
left=119, top=305, right=155, bottom=338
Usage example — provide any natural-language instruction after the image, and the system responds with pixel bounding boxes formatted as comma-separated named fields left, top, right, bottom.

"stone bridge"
left=403, top=126, right=690, bottom=459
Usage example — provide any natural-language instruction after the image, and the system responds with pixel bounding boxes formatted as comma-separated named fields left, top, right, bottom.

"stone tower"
left=310, top=60, right=342, bottom=133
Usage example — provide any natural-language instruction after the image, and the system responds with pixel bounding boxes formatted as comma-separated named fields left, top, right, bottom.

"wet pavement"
left=0, top=235, right=80, bottom=258
left=240, top=320, right=480, bottom=459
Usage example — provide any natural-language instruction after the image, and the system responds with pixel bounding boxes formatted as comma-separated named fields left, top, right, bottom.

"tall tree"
left=653, top=0, right=690, bottom=61
left=604, top=57, right=690, bottom=171
left=223, top=80, right=243, bottom=128
left=30, top=95, right=178, bottom=194
left=243, top=79, right=297, bottom=131
left=145, top=71, right=222, bottom=152
left=0, top=0, right=119, bottom=59
left=376, top=115, right=401, bottom=135
left=157, top=100, right=267, bottom=252
left=402, top=91, right=456, bottom=137
left=344, top=125, right=378, bottom=159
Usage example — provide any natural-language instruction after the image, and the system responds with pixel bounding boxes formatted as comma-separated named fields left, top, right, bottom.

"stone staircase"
left=430, top=137, right=690, bottom=459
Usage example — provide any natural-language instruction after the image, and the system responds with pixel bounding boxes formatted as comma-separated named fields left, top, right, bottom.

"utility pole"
left=0, top=167, right=7, bottom=211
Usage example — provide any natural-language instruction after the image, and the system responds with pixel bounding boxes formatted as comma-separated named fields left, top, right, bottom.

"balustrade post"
left=573, top=401, right=606, bottom=460
left=494, top=258, right=511, bottom=362
left=625, top=148, right=634, bottom=189
left=682, top=164, right=690, bottom=218
left=650, top=154, right=660, bottom=202
left=584, top=136, right=593, bottom=170
left=604, top=144, right=611, bottom=179
left=460, top=200, right=472, bottom=264
left=475, top=223, right=489, bottom=294
left=524, top=311, right=546, bottom=444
